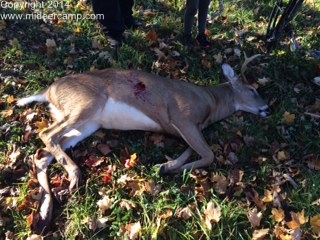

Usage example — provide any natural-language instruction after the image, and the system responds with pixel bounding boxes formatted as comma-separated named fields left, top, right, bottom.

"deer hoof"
left=68, top=168, right=82, bottom=191
left=36, top=216, right=51, bottom=234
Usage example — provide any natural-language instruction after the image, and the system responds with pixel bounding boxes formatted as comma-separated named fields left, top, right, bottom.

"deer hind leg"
left=160, top=122, right=214, bottom=174
left=33, top=148, right=54, bottom=233
left=39, top=116, right=100, bottom=190
left=35, top=122, right=100, bottom=233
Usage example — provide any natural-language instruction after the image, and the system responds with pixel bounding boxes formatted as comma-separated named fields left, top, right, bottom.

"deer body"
left=17, top=64, right=270, bottom=233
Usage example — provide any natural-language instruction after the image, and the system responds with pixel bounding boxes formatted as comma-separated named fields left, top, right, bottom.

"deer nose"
left=259, top=105, right=271, bottom=117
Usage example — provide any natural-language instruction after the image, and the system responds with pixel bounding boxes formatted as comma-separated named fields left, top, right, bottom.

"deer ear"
left=222, top=64, right=239, bottom=85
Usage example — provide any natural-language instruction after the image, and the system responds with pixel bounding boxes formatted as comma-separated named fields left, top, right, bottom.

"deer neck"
left=206, top=83, right=236, bottom=124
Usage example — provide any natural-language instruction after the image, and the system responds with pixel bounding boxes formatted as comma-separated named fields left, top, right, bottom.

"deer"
left=16, top=61, right=270, bottom=233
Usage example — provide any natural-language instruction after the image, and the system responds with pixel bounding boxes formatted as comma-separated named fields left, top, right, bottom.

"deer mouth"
left=259, top=105, right=271, bottom=118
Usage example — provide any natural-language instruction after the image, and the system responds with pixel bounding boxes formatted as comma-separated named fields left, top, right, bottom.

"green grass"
left=0, top=0, right=320, bottom=239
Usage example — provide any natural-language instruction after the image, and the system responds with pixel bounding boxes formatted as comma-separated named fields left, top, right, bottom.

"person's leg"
left=91, top=0, right=125, bottom=46
left=184, top=0, right=199, bottom=36
left=197, top=0, right=211, bottom=34
left=196, top=0, right=211, bottom=47
left=120, top=0, right=133, bottom=27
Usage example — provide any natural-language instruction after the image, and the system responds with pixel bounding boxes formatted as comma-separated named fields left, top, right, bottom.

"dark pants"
left=91, top=0, right=134, bottom=35
left=184, top=0, right=211, bottom=35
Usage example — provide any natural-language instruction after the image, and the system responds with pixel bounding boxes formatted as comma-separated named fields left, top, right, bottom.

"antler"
left=241, top=52, right=262, bottom=83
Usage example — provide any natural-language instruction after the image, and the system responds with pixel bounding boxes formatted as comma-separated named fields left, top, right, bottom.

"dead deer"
left=17, top=62, right=270, bottom=233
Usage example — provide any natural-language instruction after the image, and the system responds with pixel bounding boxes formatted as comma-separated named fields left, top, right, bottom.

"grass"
left=0, top=0, right=320, bottom=239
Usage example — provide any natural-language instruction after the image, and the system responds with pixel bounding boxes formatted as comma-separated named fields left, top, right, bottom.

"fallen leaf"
left=159, top=209, right=173, bottom=220
left=1, top=108, right=14, bottom=118
left=213, top=53, right=223, bottom=63
left=252, top=228, right=269, bottom=240
left=84, top=155, right=105, bottom=168
left=177, top=205, right=194, bottom=220
left=26, top=234, right=43, bottom=240
left=310, top=214, right=320, bottom=235
left=274, top=226, right=292, bottom=240
left=9, top=38, right=19, bottom=48
left=272, top=208, right=285, bottom=222
left=123, top=221, right=141, bottom=240
left=8, top=145, right=21, bottom=166
left=261, top=190, right=273, bottom=203
left=286, top=210, right=307, bottom=230
left=277, top=150, right=290, bottom=161
left=0, top=20, right=6, bottom=30
left=96, top=217, right=109, bottom=229
left=307, top=157, right=320, bottom=170
left=203, top=201, right=221, bottom=230
left=283, top=111, right=295, bottom=124
left=46, top=39, right=57, bottom=56
left=6, top=95, right=15, bottom=104
left=119, top=199, right=136, bottom=211
left=211, top=173, right=228, bottom=194
left=248, top=208, right=263, bottom=228
left=124, top=153, right=139, bottom=169
left=75, top=26, right=82, bottom=33
left=92, top=38, right=103, bottom=49
left=201, top=59, right=212, bottom=69
left=146, top=30, right=158, bottom=42
left=35, top=119, right=49, bottom=133
left=97, top=195, right=113, bottom=214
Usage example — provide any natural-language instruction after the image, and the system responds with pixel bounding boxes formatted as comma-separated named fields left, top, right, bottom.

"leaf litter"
left=0, top=0, right=320, bottom=239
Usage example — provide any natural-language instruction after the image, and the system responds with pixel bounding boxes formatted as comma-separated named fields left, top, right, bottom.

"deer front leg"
left=158, top=147, right=193, bottom=175
left=160, top=123, right=214, bottom=174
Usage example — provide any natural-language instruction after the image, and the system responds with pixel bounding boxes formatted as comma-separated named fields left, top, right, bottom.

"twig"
left=304, top=112, right=320, bottom=119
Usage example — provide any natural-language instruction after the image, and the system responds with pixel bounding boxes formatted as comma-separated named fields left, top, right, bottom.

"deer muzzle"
left=259, top=105, right=271, bottom=118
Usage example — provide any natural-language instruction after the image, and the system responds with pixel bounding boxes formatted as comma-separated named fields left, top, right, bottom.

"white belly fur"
left=99, top=98, right=162, bottom=131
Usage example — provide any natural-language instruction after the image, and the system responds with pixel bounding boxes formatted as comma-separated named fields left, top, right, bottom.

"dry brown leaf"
left=97, top=143, right=112, bottom=155
left=119, top=199, right=136, bottom=211
left=261, top=190, right=273, bottom=203
left=277, top=150, right=290, bottom=161
left=201, top=59, right=212, bottom=69
left=1, top=108, right=14, bottom=118
left=310, top=214, right=320, bottom=235
left=177, top=205, right=193, bottom=220
left=252, top=228, right=269, bottom=240
left=146, top=30, right=158, bottom=42
left=92, top=38, right=103, bottom=49
left=26, top=234, right=43, bottom=240
left=84, top=155, right=105, bottom=168
left=286, top=210, right=307, bottom=230
left=8, top=145, right=21, bottom=166
left=9, top=38, right=19, bottom=48
left=0, top=20, right=6, bottom=30
left=274, top=226, right=292, bottom=240
left=248, top=208, right=263, bottom=228
left=307, top=157, right=320, bottom=170
left=35, top=119, right=49, bottom=133
left=283, top=111, right=296, bottom=124
left=272, top=208, right=285, bottom=222
left=46, top=39, right=57, bottom=56
left=211, top=173, right=228, bottom=194
left=123, top=221, right=141, bottom=240
left=213, top=53, right=223, bottom=63
left=158, top=209, right=173, bottom=220
left=203, top=201, right=221, bottom=230
left=96, top=217, right=109, bottom=229
left=97, top=195, right=113, bottom=214
left=6, top=95, right=15, bottom=104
